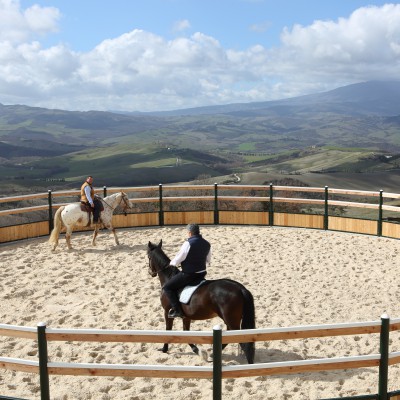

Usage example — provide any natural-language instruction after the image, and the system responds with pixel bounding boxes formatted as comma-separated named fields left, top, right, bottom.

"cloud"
left=275, top=4, right=400, bottom=84
left=0, top=0, right=60, bottom=43
left=249, top=21, right=271, bottom=33
left=172, top=19, right=191, bottom=33
left=0, top=3, right=400, bottom=111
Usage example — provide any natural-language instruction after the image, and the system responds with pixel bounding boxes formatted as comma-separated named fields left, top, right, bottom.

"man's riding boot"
left=168, top=303, right=184, bottom=319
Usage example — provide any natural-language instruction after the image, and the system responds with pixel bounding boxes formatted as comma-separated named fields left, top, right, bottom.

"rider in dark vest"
left=163, top=223, right=211, bottom=318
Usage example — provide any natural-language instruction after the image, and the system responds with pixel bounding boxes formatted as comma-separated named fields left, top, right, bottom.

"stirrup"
left=168, top=308, right=184, bottom=318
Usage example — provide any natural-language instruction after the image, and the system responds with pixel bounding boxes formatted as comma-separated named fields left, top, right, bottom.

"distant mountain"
left=140, top=80, right=400, bottom=117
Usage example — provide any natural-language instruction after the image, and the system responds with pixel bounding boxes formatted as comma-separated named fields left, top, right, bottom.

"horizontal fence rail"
left=2, top=184, right=400, bottom=398
left=1, top=184, right=400, bottom=243
left=0, top=316, right=400, bottom=399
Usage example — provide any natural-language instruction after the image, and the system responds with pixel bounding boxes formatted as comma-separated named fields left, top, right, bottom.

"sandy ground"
left=1, top=225, right=400, bottom=399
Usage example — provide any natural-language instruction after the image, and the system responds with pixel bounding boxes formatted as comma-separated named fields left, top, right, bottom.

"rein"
left=101, top=198, right=114, bottom=210
left=158, top=262, right=171, bottom=272
left=102, top=193, right=129, bottom=213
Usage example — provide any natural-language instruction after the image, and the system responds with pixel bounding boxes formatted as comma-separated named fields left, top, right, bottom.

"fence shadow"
left=75, top=243, right=144, bottom=254
left=255, top=348, right=375, bottom=382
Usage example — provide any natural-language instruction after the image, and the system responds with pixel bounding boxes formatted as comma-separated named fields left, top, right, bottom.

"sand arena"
left=1, top=225, right=400, bottom=399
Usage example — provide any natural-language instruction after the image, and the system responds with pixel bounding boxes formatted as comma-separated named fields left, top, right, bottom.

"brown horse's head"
left=147, top=240, right=166, bottom=277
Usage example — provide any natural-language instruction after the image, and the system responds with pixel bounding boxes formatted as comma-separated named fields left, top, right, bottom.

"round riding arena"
left=1, top=225, right=400, bottom=399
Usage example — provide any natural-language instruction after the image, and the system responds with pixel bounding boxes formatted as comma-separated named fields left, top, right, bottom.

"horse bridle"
left=102, top=192, right=130, bottom=214
left=119, top=193, right=130, bottom=214
left=147, top=252, right=169, bottom=277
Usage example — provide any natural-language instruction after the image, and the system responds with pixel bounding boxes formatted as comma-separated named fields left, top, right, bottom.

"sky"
left=0, top=0, right=399, bottom=112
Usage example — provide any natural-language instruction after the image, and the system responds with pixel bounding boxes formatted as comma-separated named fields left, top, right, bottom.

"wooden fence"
left=1, top=315, right=400, bottom=400
left=2, top=184, right=400, bottom=399
left=1, top=184, right=400, bottom=244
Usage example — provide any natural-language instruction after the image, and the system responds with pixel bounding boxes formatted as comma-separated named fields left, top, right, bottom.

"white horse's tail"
left=49, top=206, right=65, bottom=248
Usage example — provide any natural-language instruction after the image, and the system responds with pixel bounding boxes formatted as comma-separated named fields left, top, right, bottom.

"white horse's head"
left=119, top=192, right=133, bottom=211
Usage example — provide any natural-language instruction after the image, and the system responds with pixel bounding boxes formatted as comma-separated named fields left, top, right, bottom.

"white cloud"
left=172, top=19, right=191, bottom=33
left=0, top=0, right=60, bottom=43
left=249, top=21, right=271, bottom=33
left=0, top=3, right=400, bottom=111
left=275, top=4, right=400, bottom=86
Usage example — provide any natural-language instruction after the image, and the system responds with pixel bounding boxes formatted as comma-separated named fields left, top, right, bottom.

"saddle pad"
left=179, top=280, right=206, bottom=304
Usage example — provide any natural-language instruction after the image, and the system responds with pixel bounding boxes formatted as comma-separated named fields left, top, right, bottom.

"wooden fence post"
left=37, top=322, right=50, bottom=400
left=214, top=183, right=219, bottom=225
left=379, top=313, right=389, bottom=400
left=324, top=186, right=329, bottom=230
left=159, top=184, right=164, bottom=226
left=47, top=190, right=53, bottom=233
left=377, top=190, right=383, bottom=237
left=269, top=183, right=274, bottom=226
left=213, top=324, right=222, bottom=400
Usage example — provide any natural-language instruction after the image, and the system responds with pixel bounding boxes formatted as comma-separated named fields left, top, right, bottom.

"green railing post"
left=103, top=185, right=107, bottom=198
left=37, top=322, right=50, bottom=400
left=47, top=190, right=53, bottom=233
left=324, top=186, right=329, bottom=230
left=212, top=324, right=222, bottom=400
left=378, top=190, right=383, bottom=237
left=269, top=183, right=274, bottom=226
left=159, top=184, right=164, bottom=226
left=214, top=183, right=219, bottom=225
left=379, top=313, right=390, bottom=400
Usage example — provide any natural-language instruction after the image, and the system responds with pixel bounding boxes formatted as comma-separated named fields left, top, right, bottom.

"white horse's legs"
left=112, top=228, right=120, bottom=245
left=92, top=225, right=99, bottom=246
left=65, top=228, right=73, bottom=249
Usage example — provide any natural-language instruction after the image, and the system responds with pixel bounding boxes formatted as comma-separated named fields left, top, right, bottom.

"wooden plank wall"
left=0, top=221, right=48, bottom=243
left=113, top=213, right=159, bottom=228
left=274, top=213, right=324, bottom=229
left=163, top=211, right=214, bottom=225
left=3, top=213, right=400, bottom=244
left=219, top=211, right=269, bottom=225
left=329, top=216, right=378, bottom=235
left=382, top=222, right=400, bottom=239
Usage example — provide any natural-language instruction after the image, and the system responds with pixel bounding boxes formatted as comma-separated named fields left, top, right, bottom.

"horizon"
left=2, top=79, right=397, bottom=115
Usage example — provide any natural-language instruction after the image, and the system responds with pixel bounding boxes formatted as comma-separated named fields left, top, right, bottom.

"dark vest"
left=181, top=235, right=210, bottom=274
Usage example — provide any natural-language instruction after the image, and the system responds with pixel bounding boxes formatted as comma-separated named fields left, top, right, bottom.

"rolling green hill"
left=1, top=81, right=400, bottom=194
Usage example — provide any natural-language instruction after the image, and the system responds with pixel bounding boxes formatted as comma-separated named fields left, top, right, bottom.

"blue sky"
left=1, top=0, right=399, bottom=111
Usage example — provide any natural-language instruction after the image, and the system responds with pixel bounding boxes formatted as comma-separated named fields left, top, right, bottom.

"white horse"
left=49, top=191, right=132, bottom=251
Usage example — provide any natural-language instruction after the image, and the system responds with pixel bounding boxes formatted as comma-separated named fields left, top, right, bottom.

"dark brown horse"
left=147, top=240, right=256, bottom=364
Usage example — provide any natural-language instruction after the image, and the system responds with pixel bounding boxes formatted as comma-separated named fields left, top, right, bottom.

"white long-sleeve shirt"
left=170, top=240, right=211, bottom=272
left=84, top=185, right=94, bottom=205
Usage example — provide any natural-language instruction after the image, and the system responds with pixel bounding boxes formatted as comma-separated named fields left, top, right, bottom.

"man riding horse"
left=163, top=224, right=211, bottom=318
left=80, top=175, right=100, bottom=224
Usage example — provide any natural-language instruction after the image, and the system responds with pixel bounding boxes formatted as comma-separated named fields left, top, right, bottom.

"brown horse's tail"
left=240, top=286, right=256, bottom=364
left=48, top=206, right=64, bottom=249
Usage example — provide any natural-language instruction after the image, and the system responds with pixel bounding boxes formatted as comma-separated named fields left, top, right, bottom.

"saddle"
left=80, top=197, right=104, bottom=226
left=80, top=203, right=94, bottom=226
left=179, top=280, right=207, bottom=304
